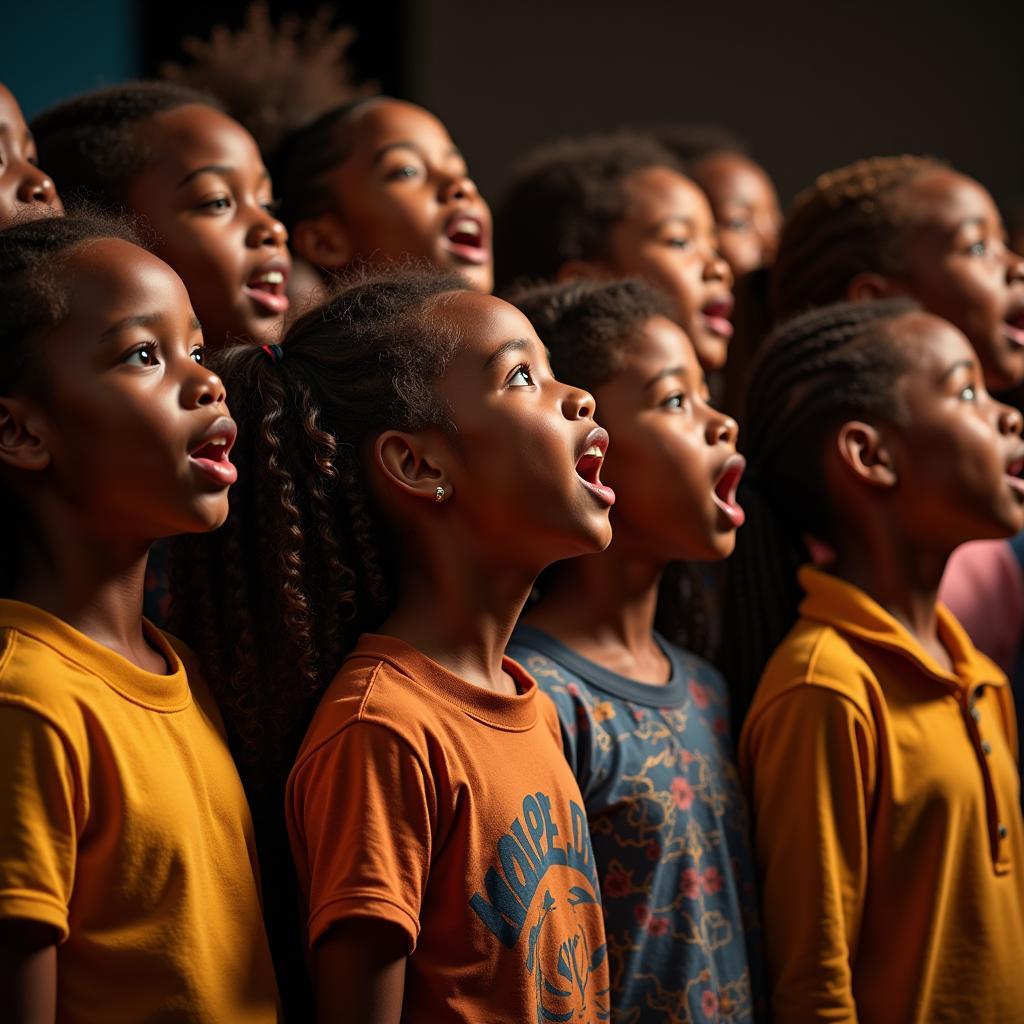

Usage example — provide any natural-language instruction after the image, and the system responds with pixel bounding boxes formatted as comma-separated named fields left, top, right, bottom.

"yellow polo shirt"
left=740, top=567, right=1024, bottom=1024
left=0, top=600, right=280, bottom=1022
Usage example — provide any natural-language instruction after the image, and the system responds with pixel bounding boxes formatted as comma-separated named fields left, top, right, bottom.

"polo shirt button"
left=999, top=823, right=1009, bottom=839
left=981, top=740, right=992, bottom=755
left=971, top=707, right=981, bottom=722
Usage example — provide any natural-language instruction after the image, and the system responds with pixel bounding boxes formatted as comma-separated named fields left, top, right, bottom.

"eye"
left=199, top=196, right=232, bottom=212
left=260, top=197, right=282, bottom=215
left=662, top=392, right=688, bottom=411
left=191, top=346, right=205, bottom=365
left=387, top=164, right=422, bottom=182
left=666, top=237, right=691, bottom=250
left=122, top=342, right=160, bottom=368
left=966, top=240, right=987, bottom=256
left=724, top=218, right=750, bottom=232
left=960, top=384, right=978, bottom=402
left=508, top=364, right=535, bottom=387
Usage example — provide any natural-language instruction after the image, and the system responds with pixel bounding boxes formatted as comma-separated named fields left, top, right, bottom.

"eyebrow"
left=371, top=141, right=464, bottom=168
left=940, top=358, right=976, bottom=382
left=483, top=338, right=531, bottom=371
left=655, top=215, right=694, bottom=229
left=645, top=366, right=685, bottom=389
left=176, top=164, right=270, bottom=188
left=100, top=313, right=202, bottom=339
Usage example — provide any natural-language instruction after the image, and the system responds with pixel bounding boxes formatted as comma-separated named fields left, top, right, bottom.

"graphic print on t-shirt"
left=470, top=791, right=610, bottom=1022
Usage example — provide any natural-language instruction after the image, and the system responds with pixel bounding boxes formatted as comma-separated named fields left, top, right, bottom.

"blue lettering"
left=537, top=791, right=566, bottom=867
left=498, top=834, right=540, bottom=908
left=470, top=865, right=527, bottom=947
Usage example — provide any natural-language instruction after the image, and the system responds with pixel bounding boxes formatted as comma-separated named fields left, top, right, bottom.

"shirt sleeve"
left=740, top=684, right=876, bottom=1022
left=0, top=703, right=80, bottom=941
left=289, top=721, right=436, bottom=953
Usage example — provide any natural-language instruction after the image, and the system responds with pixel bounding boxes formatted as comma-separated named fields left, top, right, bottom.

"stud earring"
left=435, top=485, right=446, bottom=502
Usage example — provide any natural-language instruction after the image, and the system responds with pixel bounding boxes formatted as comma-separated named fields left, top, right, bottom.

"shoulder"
left=0, top=625, right=87, bottom=732
left=747, top=617, right=878, bottom=724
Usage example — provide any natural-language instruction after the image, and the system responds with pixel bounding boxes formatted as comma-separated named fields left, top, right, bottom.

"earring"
left=435, top=485, right=446, bottom=502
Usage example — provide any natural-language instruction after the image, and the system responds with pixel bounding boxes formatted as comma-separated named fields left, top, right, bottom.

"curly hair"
left=506, top=277, right=712, bottom=655
left=493, top=132, right=685, bottom=292
left=772, top=154, right=946, bottom=322
left=0, top=212, right=141, bottom=593
left=719, top=297, right=919, bottom=729
left=31, top=81, right=223, bottom=213
left=647, top=123, right=749, bottom=167
left=168, top=266, right=467, bottom=795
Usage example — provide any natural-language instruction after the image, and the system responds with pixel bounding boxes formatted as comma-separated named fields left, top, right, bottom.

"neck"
left=525, top=541, right=668, bottom=681
left=12, top=503, right=156, bottom=667
left=379, top=535, right=539, bottom=694
left=831, top=524, right=949, bottom=651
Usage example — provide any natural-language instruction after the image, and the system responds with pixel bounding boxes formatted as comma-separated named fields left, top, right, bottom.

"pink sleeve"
left=939, top=539, right=1024, bottom=673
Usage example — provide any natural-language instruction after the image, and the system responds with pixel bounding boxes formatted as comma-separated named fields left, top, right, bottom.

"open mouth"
left=1006, top=451, right=1024, bottom=498
left=243, top=263, right=291, bottom=316
left=575, top=428, right=615, bottom=506
left=700, top=298, right=735, bottom=340
left=442, top=213, right=489, bottom=265
left=711, top=454, right=746, bottom=527
left=188, top=417, right=238, bottom=487
left=1003, top=308, right=1024, bottom=349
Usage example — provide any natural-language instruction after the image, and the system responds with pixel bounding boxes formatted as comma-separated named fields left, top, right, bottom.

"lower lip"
left=244, top=285, right=290, bottom=315
left=712, top=492, right=745, bottom=527
left=1004, top=322, right=1024, bottom=348
left=578, top=475, right=616, bottom=506
left=700, top=314, right=734, bottom=339
left=190, top=456, right=238, bottom=486
left=442, top=239, right=490, bottom=265
left=1006, top=474, right=1024, bottom=498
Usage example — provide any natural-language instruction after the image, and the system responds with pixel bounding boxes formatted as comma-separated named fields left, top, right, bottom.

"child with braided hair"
left=170, top=268, right=617, bottom=1022
left=724, top=299, right=1024, bottom=1021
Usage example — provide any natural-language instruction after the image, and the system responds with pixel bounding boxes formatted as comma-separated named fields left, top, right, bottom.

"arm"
left=741, top=685, right=875, bottom=1022
left=0, top=921, right=57, bottom=1024
left=314, top=918, right=408, bottom=1024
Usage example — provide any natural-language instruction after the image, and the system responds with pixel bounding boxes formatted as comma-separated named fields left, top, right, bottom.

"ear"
left=846, top=272, right=904, bottom=303
left=0, top=397, right=51, bottom=474
left=555, top=259, right=611, bottom=283
left=374, top=430, right=451, bottom=504
left=835, top=420, right=897, bottom=488
left=290, top=215, right=353, bottom=271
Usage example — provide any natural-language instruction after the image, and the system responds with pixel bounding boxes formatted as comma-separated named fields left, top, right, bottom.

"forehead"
left=138, top=104, right=264, bottom=179
left=621, top=166, right=713, bottom=225
left=438, top=291, right=538, bottom=357
left=57, top=238, right=192, bottom=331
left=0, top=84, right=27, bottom=135
left=344, top=100, right=454, bottom=158
left=895, top=311, right=977, bottom=371
left=903, top=168, right=1000, bottom=230
left=694, top=153, right=775, bottom=206
left=624, top=314, right=699, bottom=371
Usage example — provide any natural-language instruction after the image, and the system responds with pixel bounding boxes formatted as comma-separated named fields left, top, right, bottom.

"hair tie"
left=261, top=343, right=284, bottom=363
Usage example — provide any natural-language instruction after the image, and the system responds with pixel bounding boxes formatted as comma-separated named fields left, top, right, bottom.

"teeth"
left=583, top=445, right=604, bottom=458
left=451, top=218, right=480, bottom=236
left=252, top=271, right=284, bottom=285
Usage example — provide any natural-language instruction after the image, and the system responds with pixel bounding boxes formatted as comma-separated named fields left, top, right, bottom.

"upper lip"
left=701, top=296, right=735, bottom=319
left=245, top=256, right=291, bottom=289
left=1006, top=444, right=1024, bottom=475
left=576, top=425, right=609, bottom=465
left=1004, top=301, right=1024, bottom=329
left=713, top=451, right=746, bottom=487
left=443, top=209, right=489, bottom=248
left=188, top=415, right=237, bottom=459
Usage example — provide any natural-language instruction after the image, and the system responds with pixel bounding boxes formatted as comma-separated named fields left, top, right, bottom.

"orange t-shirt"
left=286, top=634, right=611, bottom=1022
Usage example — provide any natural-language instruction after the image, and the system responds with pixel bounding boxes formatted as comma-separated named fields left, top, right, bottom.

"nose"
left=703, top=243, right=734, bottom=289
left=17, top=163, right=58, bottom=208
left=246, top=205, right=289, bottom=249
left=440, top=173, right=478, bottom=204
left=182, top=361, right=227, bottom=409
left=1007, top=247, right=1024, bottom=284
left=561, top=382, right=595, bottom=421
left=997, top=400, right=1023, bottom=438
left=705, top=406, right=739, bottom=446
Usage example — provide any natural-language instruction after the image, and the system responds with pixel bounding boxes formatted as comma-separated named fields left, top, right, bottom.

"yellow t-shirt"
left=740, top=567, right=1024, bottom=1024
left=0, top=600, right=280, bottom=1023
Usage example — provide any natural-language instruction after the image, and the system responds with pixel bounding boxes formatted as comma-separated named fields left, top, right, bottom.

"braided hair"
left=31, top=81, right=223, bottom=213
left=507, top=277, right=711, bottom=656
left=493, top=132, right=685, bottom=292
left=773, top=155, right=945, bottom=322
left=168, top=266, right=466, bottom=794
left=0, top=213, right=140, bottom=594
left=720, top=297, right=919, bottom=728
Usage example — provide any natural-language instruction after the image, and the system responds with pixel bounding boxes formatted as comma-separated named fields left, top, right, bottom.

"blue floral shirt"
left=508, top=625, right=762, bottom=1023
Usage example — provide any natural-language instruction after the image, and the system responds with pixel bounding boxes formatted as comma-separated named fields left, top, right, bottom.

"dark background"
left=4, top=0, right=1022, bottom=210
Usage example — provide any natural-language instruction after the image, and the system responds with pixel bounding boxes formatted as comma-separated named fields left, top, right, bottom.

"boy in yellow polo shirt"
left=724, top=299, right=1024, bottom=1022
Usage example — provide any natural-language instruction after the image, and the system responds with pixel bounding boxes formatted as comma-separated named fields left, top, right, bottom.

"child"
left=727, top=298, right=1024, bottom=1021
left=273, top=96, right=493, bottom=296
left=170, top=269, right=615, bottom=1021
left=494, top=133, right=735, bottom=373
left=774, top=155, right=1024, bottom=393
left=0, top=82, right=62, bottom=227
left=653, top=124, right=781, bottom=279
left=0, top=215, right=278, bottom=1020
left=32, top=81, right=291, bottom=350
left=505, top=278, right=760, bottom=1022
